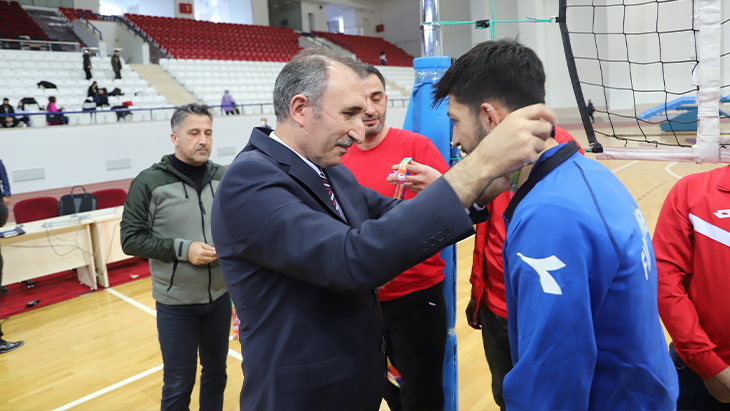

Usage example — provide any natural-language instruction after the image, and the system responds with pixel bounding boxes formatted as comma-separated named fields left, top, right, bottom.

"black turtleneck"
left=170, top=155, right=206, bottom=193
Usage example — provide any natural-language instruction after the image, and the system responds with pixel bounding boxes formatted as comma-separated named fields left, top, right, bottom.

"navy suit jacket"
left=211, top=128, right=478, bottom=410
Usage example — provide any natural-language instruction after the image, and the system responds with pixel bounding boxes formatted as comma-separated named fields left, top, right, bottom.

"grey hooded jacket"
left=121, top=154, right=226, bottom=305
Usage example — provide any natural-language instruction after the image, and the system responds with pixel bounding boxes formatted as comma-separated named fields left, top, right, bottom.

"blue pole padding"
left=402, top=56, right=458, bottom=411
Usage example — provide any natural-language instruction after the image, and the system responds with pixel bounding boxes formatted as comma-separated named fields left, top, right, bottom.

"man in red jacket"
left=654, top=165, right=730, bottom=410
left=341, top=65, right=450, bottom=411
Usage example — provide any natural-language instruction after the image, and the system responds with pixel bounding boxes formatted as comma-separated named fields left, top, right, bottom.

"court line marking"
left=49, top=288, right=243, bottom=410
left=106, top=288, right=242, bottom=360
left=610, top=160, right=639, bottom=174
left=106, top=288, right=157, bottom=317
left=52, top=364, right=164, bottom=411
left=665, top=162, right=683, bottom=179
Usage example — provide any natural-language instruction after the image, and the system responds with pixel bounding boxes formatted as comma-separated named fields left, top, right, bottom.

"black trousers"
left=670, top=343, right=730, bottom=411
left=479, top=302, right=513, bottom=411
left=382, top=281, right=447, bottom=411
left=85, top=68, right=92, bottom=80
left=156, top=293, right=231, bottom=411
left=114, top=70, right=122, bottom=79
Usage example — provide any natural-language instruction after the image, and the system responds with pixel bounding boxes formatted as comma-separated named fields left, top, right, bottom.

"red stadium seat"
left=91, top=189, right=127, bottom=210
left=13, top=197, right=59, bottom=224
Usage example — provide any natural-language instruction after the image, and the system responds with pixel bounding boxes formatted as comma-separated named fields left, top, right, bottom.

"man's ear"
left=170, top=132, right=179, bottom=148
left=479, top=102, right=505, bottom=130
left=289, top=94, right=309, bottom=127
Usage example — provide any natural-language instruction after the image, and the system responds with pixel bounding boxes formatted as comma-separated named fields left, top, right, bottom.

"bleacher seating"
left=0, top=50, right=168, bottom=126
left=312, top=31, right=413, bottom=67
left=58, top=7, right=98, bottom=23
left=378, top=66, right=416, bottom=97
left=159, top=58, right=278, bottom=112
left=0, top=1, right=49, bottom=41
left=125, top=14, right=301, bottom=62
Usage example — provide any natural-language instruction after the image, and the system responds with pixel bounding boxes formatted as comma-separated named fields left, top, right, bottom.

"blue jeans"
left=156, top=293, right=231, bottom=411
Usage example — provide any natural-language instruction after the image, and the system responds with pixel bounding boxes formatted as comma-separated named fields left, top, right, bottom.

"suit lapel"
left=249, top=130, right=348, bottom=223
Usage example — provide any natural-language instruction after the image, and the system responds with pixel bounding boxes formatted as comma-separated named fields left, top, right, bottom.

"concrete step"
left=129, top=63, right=199, bottom=106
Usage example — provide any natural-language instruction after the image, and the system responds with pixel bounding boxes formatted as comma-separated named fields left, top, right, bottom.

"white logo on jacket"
left=516, top=253, right=564, bottom=295
left=634, top=207, right=651, bottom=281
left=714, top=209, right=730, bottom=219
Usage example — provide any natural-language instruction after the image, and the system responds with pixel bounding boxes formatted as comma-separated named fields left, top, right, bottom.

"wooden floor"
left=1, top=123, right=726, bottom=410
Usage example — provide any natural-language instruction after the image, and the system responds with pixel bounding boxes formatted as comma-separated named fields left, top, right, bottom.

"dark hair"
left=49, top=96, right=56, bottom=103
left=363, top=65, right=386, bottom=91
left=171, top=103, right=213, bottom=132
left=2, top=98, right=7, bottom=102
left=273, top=48, right=366, bottom=123
left=432, top=39, right=545, bottom=115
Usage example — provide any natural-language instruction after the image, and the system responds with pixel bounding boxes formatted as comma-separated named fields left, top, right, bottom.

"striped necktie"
left=319, top=170, right=345, bottom=220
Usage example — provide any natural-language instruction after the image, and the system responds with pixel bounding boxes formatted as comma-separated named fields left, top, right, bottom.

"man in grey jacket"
left=121, top=103, right=229, bottom=411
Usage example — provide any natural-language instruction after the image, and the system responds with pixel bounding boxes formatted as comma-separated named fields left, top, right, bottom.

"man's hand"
left=705, top=366, right=730, bottom=403
left=465, top=297, right=481, bottom=330
left=3, top=196, right=10, bottom=206
left=386, top=161, right=443, bottom=194
left=188, top=241, right=217, bottom=265
left=444, top=104, right=555, bottom=207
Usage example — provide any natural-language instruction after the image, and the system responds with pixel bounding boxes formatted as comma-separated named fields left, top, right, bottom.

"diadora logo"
left=516, top=253, right=564, bottom=295
left=714, top=209, right=730, bottom=219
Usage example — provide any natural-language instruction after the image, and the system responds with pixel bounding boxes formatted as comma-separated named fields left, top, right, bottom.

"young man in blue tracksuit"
left=432, top=39, right=678, bottom=410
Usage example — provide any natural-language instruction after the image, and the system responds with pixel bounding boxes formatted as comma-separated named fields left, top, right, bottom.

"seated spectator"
left=0, top=98, right=18, bottom=128
left=221, top=90, right=239, bottom=115
left=46, top=96, right=68, bottom=126
left=94, top=88, right=109, bottom=108
left=380, top=51, right=387, bottom=66
left=87, top=81, right=98, bottom=98
left=15, top=100, right=30, bottom=127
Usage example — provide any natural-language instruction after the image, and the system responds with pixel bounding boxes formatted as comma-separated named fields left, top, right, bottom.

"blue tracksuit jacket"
left=502, top=142, right=678, bottom=411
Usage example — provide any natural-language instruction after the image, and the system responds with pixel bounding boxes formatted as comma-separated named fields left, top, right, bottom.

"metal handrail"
left=79, top=16, right=103, bottom=41
left=0, top=38, right=82, bottom=52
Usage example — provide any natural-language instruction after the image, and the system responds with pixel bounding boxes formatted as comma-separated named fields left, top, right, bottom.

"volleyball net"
left=559, top=0, right=730, bottom=162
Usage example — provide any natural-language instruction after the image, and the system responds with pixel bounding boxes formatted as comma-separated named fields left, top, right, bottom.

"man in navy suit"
left=211, top=48, right=556, bottom=410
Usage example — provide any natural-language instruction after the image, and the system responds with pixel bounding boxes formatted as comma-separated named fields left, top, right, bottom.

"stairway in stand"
left=24, top=7, right=84, bottom=51
left=128, top=63, right=199, bottom=106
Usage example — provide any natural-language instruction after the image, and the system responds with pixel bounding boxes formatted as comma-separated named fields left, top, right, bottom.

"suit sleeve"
left=654, top=180, right=728, bottom=380
left=502, top=202, right=596, bottom=411
left=215, top=158, right=475, bottom=291
left=120, top=175, right=178, bottom=261
left=0, top=160, right=10, bottom=197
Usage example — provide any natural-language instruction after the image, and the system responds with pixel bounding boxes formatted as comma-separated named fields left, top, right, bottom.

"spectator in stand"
left=94, top=88, right=109, bottom=108
left=221, top=90, right=239, bottom=115
left=111, top=50, right=123, bottom=80
left=0, top=98, right=18, bottom=128
left=87, top=81, right=98, bottom=98
left=0, top=158, right=24, bottom=355
left=47, top=96, right=68, bottom=126
left=83, top=49, right=93, bottom=80
left=15, top=100, right=30, bottom=127
left=655, top=165, right=730, bottom=410
left=380, top=51, right=387, bottom=66
left=260, top=117, right=272, bottom=130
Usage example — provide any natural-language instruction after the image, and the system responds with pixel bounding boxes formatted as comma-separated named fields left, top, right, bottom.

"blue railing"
left=0, top=98, right=410, bottom=128
left=78, top=15, right=103, bottom=41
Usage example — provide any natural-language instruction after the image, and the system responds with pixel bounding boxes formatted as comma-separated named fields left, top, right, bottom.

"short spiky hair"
left=170, top=103, right=213, bottom=133
left=432, top=39, right=545, bottom=115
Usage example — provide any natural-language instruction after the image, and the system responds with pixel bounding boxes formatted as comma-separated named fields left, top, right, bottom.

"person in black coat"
left=83, top=49, right=92, bottom=80
left=87, top=81, right=98, bottom=98
left=0, top=98, right=18, bottom=128
left=94, top=88, right=109, bottom=107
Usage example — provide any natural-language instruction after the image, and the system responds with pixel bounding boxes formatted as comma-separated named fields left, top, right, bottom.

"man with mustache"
left=211, top=47, right=555, bottom=411
left=340, top=65, right=450, bottom=411
left=121, top=103, right=229, bottom=411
